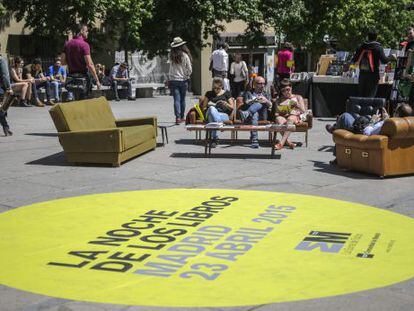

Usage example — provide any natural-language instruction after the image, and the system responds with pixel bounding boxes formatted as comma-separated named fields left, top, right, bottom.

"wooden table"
left=186, top=124, right=296, bottom=156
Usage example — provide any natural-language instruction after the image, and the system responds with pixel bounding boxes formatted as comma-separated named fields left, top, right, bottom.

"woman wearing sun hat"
left=169, top=37, right=193, bottom=124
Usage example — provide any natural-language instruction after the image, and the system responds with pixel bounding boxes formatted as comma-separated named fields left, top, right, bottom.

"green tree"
left=285, top=0, right=414, bottom=55
left=138, top=0, right=264, bottom=56
left=2, top=0, right=152, bottom=52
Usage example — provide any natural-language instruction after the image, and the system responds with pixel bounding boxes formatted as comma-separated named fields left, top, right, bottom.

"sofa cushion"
left=121, top=125, right=155, bottom=150
left=58, top=97, right=116, bottom=131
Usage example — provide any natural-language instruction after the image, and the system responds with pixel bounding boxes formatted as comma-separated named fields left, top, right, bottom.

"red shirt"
left=276, top=50, right=293, bottom=74
left=64, top=36, right=90, bottom=74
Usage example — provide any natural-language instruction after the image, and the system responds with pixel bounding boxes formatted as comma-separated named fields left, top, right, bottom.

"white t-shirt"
left=230, top=61, right=248, bottom=82
left=210, top=48, right=229, bottom=72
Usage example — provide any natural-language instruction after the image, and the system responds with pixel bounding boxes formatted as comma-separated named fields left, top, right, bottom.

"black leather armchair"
left=346, top=97, right=386, bottom=119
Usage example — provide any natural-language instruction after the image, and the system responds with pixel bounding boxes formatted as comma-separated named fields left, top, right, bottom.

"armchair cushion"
left=121, top=125, right=155, bottom=150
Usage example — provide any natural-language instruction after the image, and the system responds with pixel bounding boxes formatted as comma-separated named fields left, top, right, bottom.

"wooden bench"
left=186, top=124, right=295, bottom=156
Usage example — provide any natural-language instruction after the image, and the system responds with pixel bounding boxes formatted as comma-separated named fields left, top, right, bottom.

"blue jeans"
left=336, top=112, right=355, bottom=131
left=48, top=81, right=60, bottom=101
left=207, top=106, right=229, bottom=139
left=244, top=102, right=268, bottom=141
left=170, top=80, right=188, bottom=119
left=112, top=79, right=132, bottom=99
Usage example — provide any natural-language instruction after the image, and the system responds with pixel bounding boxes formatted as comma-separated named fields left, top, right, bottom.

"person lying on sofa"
left=202, top=77, right=234, bottom=148
left=330, top=104, right=413, bottom=165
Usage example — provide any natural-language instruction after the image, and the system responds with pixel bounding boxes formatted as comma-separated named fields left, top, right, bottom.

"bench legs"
left=305, top=131, right=308, bottom=147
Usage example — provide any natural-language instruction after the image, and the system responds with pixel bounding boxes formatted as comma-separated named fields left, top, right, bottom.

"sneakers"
left=127, top=97, right=135, bottom=101
left=115, top=97, right=121, bottom=102
left=237, top=110, right=250, bottom=123
left=250, top=140, right=259, bottom=149
left=33, top=99, right=45, bottom=107
left=326, top=124, right=335, bottom=134
left=46, top=99, right=56, bottom=106
left=20, top=100, right=32, bottom=107
left=175, top=118, right=181, bottom=125
left=210, top=139, right=219, bottom=148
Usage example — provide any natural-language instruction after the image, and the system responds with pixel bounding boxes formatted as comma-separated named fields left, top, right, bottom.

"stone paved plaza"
left=0, top=95, right=413, bottom=311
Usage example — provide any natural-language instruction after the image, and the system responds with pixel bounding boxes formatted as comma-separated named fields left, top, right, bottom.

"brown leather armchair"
left=333, top=117, right=414, bottom=177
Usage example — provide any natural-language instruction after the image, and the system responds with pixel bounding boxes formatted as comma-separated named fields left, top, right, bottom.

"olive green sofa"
left=49, top=97, right=157, bottom=166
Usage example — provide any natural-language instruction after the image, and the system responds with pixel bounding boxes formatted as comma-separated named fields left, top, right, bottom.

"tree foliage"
left=3, top=0, right=414, bottom=57
left=138, top=0, right=264, bottom=57
left=2, top=0, right=152, bottom=51
left=283, top=0, right=414, bottom=54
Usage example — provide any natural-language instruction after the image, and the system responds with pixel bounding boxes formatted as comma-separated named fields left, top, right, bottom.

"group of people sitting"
left=8, top=57, right=134, bottom=107
left=10, top=57, right=71, bottom=107
left=199, top=76, right=306, bottom=149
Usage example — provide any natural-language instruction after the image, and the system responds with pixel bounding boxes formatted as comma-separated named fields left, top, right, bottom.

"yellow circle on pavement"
left=0, top=189, right=413, bottom=307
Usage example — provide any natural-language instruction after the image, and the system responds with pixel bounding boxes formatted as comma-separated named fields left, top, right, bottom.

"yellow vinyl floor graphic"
left=0, top=189, right=413, bottom=307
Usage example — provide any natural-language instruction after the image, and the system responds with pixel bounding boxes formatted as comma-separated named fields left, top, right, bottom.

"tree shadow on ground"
left=171, top=153, right=281, bottom=159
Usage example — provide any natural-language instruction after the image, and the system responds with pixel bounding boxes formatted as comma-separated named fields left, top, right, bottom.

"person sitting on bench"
left=274, top=79, right=305, bottom=150
left=203, top=77, right=234, bottom=148
left=110, top=62, right=134, bottom=101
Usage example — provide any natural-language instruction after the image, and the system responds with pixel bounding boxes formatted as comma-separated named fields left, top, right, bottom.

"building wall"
left=0, top=18, right=27, bottom=55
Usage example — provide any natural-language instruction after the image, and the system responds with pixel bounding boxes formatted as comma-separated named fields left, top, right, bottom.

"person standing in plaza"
left=61, top=24, right=101, bottom=100
left=210, top=43, right=229, bottom=79
left=352, top=30, right=395, bottom=97
left=168, top=37, right=192, bottom=124
left=276, top=42, right=294, bottom=84
left=0, top=50, right=14, bottom=136
left=230, top=53, right=248, bottom=98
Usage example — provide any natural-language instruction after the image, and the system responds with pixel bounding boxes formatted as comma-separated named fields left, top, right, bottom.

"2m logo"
left=295, top=231, right=351, bottom=253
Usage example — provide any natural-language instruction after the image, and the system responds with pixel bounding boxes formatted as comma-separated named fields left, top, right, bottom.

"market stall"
left=290, top=51, right=396, bottom=117
left=311, top=76, right=392, bottom=117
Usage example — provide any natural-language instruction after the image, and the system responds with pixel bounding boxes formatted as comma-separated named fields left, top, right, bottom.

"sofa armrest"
left=116, top=116, right=157, bottom=136
left=333, top=129, right=388, bottom=149
left=59, top=128, right=122, bottom=152
left=380, top=117, right=414, bottom=139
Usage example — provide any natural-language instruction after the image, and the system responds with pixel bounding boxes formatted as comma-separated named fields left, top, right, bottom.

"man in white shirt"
left=210, top=43, right=229, bottom=79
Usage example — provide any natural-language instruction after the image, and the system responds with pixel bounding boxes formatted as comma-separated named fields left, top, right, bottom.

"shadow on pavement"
left=174, top=139, right=304, bottom=147
left=25, top=133, right=58, bottom=137
left=26, top=152, right=71, bottom=166
left=171, top=153, right=282, bottom=159
left=318, top=145, right=335, bottom=152
left=310, top=160, right=378, bottom=180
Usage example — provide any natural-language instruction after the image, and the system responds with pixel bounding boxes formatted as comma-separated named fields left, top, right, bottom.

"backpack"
left=357, top=49, right=374, bottom=73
